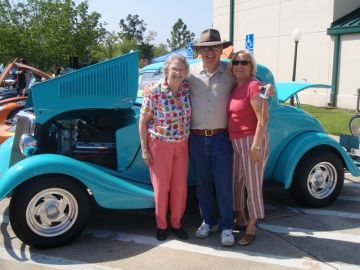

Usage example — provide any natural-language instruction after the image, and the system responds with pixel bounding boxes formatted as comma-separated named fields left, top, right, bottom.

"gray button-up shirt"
left=188, top=61, right=235, bottom=129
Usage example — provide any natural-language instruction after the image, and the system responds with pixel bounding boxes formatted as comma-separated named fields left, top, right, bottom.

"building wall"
left=213, top=0, right=360, bottom=110
left=336, top=33, right=360, bottom=109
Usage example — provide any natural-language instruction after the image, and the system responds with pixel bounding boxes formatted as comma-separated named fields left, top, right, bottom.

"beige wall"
left=336, top=33, right=360, bottom=109
left=213, top=0, right=360, bottom=110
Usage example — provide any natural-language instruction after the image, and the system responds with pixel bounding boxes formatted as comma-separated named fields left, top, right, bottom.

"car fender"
left=0, top=153, right=154, bottom=209
left=0, top=136, right=13, bottom=175
left=0, top=102, right=20, bottom=123
left=272, top=132, right=360, bottom=189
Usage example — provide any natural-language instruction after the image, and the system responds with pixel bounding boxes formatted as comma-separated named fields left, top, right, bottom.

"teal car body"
left=0, top=51, right=359, bottom=248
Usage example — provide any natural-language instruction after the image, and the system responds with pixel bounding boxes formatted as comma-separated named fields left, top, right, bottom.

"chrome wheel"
left=350, top=115, right=360, bottom=137
left=26, top=188, right=78, bottom=237
left=307, top=162, right=337, bottom=199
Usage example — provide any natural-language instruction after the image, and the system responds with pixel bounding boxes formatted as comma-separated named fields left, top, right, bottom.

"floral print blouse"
left=141, top=80, right=191, bottom=142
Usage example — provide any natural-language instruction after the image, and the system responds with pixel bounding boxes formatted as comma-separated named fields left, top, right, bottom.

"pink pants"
left=148, top=136, right=188, bottom=229
left=232, top=134, right=269, bottom=219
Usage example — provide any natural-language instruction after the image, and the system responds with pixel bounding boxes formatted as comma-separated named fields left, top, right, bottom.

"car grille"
left=10, top=111, right=35, bottom=166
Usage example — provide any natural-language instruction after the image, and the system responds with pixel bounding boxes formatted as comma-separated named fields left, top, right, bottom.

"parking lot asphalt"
left=0, top=176, right=360, bottom=270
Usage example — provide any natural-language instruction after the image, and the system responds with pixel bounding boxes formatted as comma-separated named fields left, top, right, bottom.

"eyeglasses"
left=170, top=67, right=185, bottom=73
left=232, top=60, right=251, bottom=66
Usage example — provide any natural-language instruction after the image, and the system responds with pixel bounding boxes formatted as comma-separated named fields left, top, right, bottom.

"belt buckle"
left=204, top=129, right=213, bottom=136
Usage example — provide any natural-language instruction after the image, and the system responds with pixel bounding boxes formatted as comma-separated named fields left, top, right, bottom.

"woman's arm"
left=139, top=113, right=153, bottom=166
left=249, top=95, right=269, bottom=164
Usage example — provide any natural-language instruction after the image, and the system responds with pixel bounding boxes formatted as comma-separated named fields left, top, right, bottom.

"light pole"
left=290, top=29, right=301, bottom=106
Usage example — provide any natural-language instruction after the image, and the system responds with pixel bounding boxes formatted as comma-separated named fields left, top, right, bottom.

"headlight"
left=19, top=134, right=38, bottom=157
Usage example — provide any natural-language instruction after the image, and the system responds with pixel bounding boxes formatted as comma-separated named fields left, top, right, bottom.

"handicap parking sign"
left=187, top=43, right=193, bottom=59
left=245, top=33, right=254, bottom=52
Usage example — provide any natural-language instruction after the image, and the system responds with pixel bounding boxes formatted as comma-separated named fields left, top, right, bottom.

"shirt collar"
left=200, top=61, right=225, bottom=77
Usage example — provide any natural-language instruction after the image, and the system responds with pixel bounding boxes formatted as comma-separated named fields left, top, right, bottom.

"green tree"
left=167, top=19, right=195, bottom=51
left=0, top=0, right=24, bottom=62
left=138, top=43, right=153, bottom=60
left=117, top=38, right=138, bottom=55
left=153, top=43, right=168, bottom=58
left=0, top=0, right=106, bottom=71
left=118, top=14, right=146, bottom=43
left=92, top=31, right=120, bottom=60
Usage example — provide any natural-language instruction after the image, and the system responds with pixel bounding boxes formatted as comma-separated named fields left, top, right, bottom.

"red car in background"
left=0, top=61, right=51, bottom=144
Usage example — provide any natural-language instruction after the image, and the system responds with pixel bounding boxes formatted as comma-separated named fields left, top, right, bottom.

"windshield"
left=138, top=70, right=164, bottom=91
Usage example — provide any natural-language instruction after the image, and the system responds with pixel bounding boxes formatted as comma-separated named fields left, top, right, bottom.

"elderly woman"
left=139, top=54, right=191, bottom=241
left=227, top=50, right=269, bottom=246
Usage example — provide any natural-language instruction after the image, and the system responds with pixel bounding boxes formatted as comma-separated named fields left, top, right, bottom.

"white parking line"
left=0, top=214, right=9, bottom=224
left=344, top=180, right=360, bottom=188
left=338, top=195, right=360, bottom=202
left=1, top=214, right=359, bottom=269
left=258, top=224, right=360, bottom=244
left=265, top=203, right=360, bottom=219
left=0, top=246, right=120, bottom=270
left=85, top=228, right=333, bottom=270
left=298, top=208, right=360, bottom=219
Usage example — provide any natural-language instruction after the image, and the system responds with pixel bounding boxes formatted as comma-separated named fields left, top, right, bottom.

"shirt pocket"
left=212, top=79, right=230, bottom=92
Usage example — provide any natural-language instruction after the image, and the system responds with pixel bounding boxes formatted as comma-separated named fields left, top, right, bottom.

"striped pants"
left=232, top=134, right=269, bottom=219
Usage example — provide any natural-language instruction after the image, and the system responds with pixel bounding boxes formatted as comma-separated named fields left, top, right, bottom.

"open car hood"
left=32, top=52, right=138, bottom=124
left=276, top=82, right=331, bottom=102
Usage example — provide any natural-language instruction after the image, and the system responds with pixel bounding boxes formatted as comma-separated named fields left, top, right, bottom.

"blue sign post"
left=245, top=33, right=254, bottom=52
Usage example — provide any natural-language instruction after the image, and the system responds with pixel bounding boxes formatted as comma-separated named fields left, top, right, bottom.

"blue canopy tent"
left=151, top=48, right=193, bottom=63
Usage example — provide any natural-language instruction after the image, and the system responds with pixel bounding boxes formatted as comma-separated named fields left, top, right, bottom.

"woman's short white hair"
left=163, top=54, right=189, bottom=78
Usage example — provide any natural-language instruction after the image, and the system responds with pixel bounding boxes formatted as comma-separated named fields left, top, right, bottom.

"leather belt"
left=190, top=129, right=227, bottom=136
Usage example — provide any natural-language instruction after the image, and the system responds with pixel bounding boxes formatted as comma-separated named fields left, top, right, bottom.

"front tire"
left=291, top=150, right=344, bottom=207
left=9, top=175, right=91, bottom=248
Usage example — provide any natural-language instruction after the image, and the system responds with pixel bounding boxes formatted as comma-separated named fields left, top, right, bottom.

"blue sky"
left=75, top=0, right=213, bottom=45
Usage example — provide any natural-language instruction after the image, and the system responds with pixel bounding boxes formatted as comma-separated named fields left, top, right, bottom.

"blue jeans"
left=189, top=131, right=233, bottom=231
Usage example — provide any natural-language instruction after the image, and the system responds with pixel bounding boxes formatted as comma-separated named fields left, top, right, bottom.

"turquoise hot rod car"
left=0, top=52, right=359, bottom=248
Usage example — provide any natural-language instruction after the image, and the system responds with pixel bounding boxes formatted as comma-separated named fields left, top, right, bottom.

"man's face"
left=199, top=45, right=222, bottom=68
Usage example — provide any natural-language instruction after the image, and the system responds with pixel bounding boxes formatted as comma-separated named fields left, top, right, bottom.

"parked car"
left=3, top=73, right=17, bottom=87
left=0, top=61, right=51, bottom=144
left=0, top=60, right=51, bottom=100
left=0, top=52, right=359, bottom=249
left=0, top=97, right=27, bottom=144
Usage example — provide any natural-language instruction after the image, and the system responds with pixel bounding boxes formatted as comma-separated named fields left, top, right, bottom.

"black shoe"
left=171, top=227, right=188, bottom=240
left=156, top=229, right=167, bottom=241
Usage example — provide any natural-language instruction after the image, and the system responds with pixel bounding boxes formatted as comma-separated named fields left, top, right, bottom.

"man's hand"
left=143, top=84, right=152, bottom=97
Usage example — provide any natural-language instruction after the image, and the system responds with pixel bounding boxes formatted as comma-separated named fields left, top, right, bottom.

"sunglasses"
left=232, top=60, right=251, bottom=66
left=200, top=46, right=222, bottom=51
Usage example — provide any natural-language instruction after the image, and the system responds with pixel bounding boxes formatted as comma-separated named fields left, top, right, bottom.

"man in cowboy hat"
left=188, top=28, right=235, bottom=247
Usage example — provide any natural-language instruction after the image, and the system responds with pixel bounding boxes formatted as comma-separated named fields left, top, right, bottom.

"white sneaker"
left=220, top=229, right=235, bottom=247
left=195, top=222, right=218, bottom=239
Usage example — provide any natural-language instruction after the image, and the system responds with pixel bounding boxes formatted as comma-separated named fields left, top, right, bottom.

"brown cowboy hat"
left=193, top=28, right=231, bottom=49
